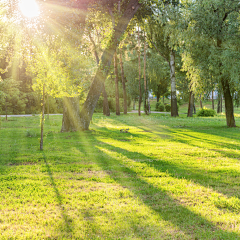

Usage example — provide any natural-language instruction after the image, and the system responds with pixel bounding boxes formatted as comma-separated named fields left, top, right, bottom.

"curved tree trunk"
left=89, top=33, right=110, bottom=116
left=61, top=97, right=81, bottom=132
left=79, top=0, right=140, bottom=130
left=170, top=50, right=178, bottom=117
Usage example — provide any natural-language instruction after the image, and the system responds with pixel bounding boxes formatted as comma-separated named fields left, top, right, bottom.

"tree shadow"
left=82, top=138, right=240, bottom=239
left=42, top=152, right=73, bottom=238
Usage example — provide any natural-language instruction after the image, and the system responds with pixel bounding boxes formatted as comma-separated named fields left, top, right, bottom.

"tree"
left=119, top=49, right=128, bottom=114
left=78, top=0, right=141, bottom=130
left=88, top=32, right=110, bottom=116
left=147, top=0, right=181, bottom=117
left=137, top=26, right=142, bottom=116
left=0, top=78, right=26, bottom=120
left=181, top=0, right=240, bottom=127
left=41, top=0, right=141, bottom=130
left=147, top=50, right=170, bottom=103
left=27, top=33, right=92, bottom=148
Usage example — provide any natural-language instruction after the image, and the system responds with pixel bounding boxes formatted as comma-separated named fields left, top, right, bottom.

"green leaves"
left=0, top=78, right=26, bottom=114
left=26, top=36, right=94, bottom=99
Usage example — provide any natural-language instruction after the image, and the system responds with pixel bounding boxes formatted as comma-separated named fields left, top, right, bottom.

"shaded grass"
left=0, top=114, right=240, bottom=239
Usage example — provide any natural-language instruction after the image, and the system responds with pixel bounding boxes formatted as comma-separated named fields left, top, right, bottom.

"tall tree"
left=114, top=52, right=120, bottom=115
left=88, top=32, right=110, bottom=116
left=138, top=26, right=142, bottom=116
left=147, top=0, right=182, bottom=117
left=143, top=32, right=149, bottom=115
left=119, top=49, right=128, bottom=114
left=79, top=0, right=141, bottom=129
left=181, top=0, right=240, bottom=127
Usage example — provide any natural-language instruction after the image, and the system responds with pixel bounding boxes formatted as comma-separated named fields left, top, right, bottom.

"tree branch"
left=88, top=33, right=100, bottom=64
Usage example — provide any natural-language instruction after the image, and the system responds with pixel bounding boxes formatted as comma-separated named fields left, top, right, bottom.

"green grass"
left=1, top=113, right=240, bottom=239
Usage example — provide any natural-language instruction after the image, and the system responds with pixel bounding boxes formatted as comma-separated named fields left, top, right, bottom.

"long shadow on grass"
left=130, top=124, right=240, bottom=193
left=42, top=152, right=73, bottom=238
left=171, top=127, right=240, bottom=149
left=93, top=125, right=240, bottom=199
left=95, top=136, right=240, bottom=199
left=172, top=130, right=240, bottom=158
left=86, top=139, right=240, bottom=239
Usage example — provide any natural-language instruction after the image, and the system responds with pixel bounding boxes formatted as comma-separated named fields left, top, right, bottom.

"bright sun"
left=19, top=0, right=40, bottom=18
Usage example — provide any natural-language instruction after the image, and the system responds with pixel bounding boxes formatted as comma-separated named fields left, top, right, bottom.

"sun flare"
left=19, top=0, right=40, bottom=18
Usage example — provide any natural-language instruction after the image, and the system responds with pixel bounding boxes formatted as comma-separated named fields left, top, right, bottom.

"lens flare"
left=19, top=0, right=40, bottom=18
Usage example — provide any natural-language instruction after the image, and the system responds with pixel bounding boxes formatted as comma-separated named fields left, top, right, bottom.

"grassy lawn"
left=1, top=113, right=240, bottom=239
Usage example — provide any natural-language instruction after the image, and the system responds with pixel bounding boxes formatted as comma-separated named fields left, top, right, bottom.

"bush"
left=197, top=107, right=216, bottom=117
left=164, top=104, right=179, bottom=112
left=155, top=102, right=165, bottom=112
left=25, top=130, right=38, bottom=138
left=165, top=104, right=171, bottom=112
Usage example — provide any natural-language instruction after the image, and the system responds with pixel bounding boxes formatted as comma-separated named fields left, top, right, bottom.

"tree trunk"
left=217, top=38, right=235, bottom=127
left=217, top=100, right=220, bottom=113
left=217, top=90, right=221, bottom=113
left=187, top=91, right=194, bottom=117
left=221, top=95, right=223, bottom=112
left=89, top=33, right=110, bottom=116
left=40, top=85, right=45, bottom=151
left=169, top=49, right=178, bottom=117
left=221, top=78, right=236, bottom=127
left=5, top=98, right=7, bottom=121
left=120, top=50, right=127, bottom=114
left=114, top=52, right=120, bottom=115
left=143, top=34, right=148, bottom=115
left=61, top=97, right=81, bottom=132
left=102, top=84, right=110, bottom=116
left=78, top=0, right=140, bottom=130
left=138, top=26, right=142, bottom=116
left=199, top=94, right=203, bottom=109
left=133, top=99, right=136, bottom=110
left=212, top=90, right=214, bottom=110
left=47, top=95, right=50, bottom=120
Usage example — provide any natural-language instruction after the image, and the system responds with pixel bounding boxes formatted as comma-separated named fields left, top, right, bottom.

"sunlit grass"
left=0, top=113, right=240, bottom=239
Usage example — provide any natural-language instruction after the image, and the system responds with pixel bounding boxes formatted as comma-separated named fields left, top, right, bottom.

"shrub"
left=164, top=104, right=179, bottom=112
left=197, top=107, right=216, bottom=117
left=155, top=102, right=165, bottom=112
left=165, top=104, right=171, bottom=112
left=25, top=130, right=38, bottom=138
